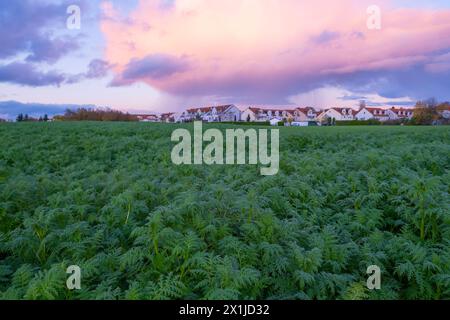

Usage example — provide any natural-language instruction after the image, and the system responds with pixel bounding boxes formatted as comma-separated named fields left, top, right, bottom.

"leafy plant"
left=0, top=122, right=448, bottom=300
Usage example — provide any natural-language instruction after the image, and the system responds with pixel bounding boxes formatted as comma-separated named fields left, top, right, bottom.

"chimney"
left=359, top=100, right=366, bottom=111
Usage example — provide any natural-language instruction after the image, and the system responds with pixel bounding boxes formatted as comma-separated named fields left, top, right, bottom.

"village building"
left=355, top=106, right=414, bottom=121
left=355, top=107, right=390, bottom=121
left=139, top=104, right=420, bottom=125
left=388, top=107, right=414, bottom=120
left=439, top=106, right=450, bottom=119
left=135, top=114, right=159, bottom=122
left=293, top=107, right=318, bottom=122
left=317, top=108, right=356, bottom=122
left=160, top=113, right=176, bottom=123
left=180, top=105, right=241, bottom=122
left=241, top=107, right=294, bottom=122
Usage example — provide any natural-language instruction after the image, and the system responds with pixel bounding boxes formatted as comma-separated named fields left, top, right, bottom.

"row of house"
left=135, top=105, right=321, bottom=124
left=243, top=106, right=417, bottom=123
left=353, top=107, right=414, bottom=122
left=135, top=105, right=242, bottom=123
left=135, top=104, right=450, bottom=124
left=179, top=105, right=242, bottom=123
left=241, top=107, right=318, bottom=123
left=135, top=113, right=178, bottom=123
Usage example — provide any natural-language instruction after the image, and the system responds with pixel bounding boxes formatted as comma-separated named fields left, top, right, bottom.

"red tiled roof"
left=365, top=107, right=385, bottom=112
left=187, top=107, right=209, bottom=113
left=248, top=107, right=294, bottom=115
left=364, top=108, right=389, bottom=117
left=248, top=107, right=262, bottom=113
left=391, top=107, right=413, bottom=112
left=328, top=108, right=356, bottom=115
left=187, top=105, right=234, bottom=114
left=296, top=107, right=316, bottom=114
left=390, top=107, right=414, bottom=117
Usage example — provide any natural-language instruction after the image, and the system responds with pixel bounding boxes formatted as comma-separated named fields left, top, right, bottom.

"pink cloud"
left=100, top=0, right=450, bottom=99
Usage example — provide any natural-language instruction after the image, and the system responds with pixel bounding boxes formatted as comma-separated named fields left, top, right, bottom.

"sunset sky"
left=1, top=0, right=450, bottom=118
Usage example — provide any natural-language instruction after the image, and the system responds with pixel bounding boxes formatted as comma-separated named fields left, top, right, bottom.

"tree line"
left=53, top=108, right=138, bottom=122
left=16, top=114, right=49, bottom=122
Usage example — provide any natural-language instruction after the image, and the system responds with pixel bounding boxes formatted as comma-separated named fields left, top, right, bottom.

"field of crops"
left=0, top=122, right=449, bottom=300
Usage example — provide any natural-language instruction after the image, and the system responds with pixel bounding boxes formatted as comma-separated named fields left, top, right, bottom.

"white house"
left=355, top=108, right=373, bottom=121
left=135, top=114, right=159, bottom=122
left=241, top=107, right=293, bottom=122
left=355, top=107, right=390, bottom=121
left=294, top=107, right=318, bottom=122
left=440, top=107, right=450, bottom=119
left=388, top=107, right=414, bottom=120
left=241, top=108, right=259, bottom=122
left=355, top=107, right=414, bottom=121
left=180, top=105, right=241, bottom=122
left=160, top=113, right=176, bottom=123
left=317, top=108, right=355, bottom=122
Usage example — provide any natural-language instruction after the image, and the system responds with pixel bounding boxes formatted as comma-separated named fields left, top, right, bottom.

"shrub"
left=336, top=119, right=381, bottom=126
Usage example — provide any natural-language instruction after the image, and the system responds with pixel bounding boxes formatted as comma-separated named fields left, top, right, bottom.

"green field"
left=0, top=122, right=449, bottom=300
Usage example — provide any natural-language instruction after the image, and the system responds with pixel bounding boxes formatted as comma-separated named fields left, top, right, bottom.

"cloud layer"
left=101, top=0, right=450, bottom=103
left=0, top=0, right=113, bottom=88
left=0, top=0, right=78, bottom=62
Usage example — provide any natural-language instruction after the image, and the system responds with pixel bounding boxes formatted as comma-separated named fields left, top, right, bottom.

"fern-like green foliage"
left=0, top=122, right=449, bottom=300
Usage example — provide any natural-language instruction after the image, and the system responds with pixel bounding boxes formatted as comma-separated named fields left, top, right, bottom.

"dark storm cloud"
left=122, top=54, right=189, bottom=80
left=0, top=0, right=83, bottom=63
left=85, top=59, right=113, bottom=79
left=0, top=0, right=102, bottom=87
left=0, top=62, right=66, bottom=87
left=0, top=58, right=111, bottom=87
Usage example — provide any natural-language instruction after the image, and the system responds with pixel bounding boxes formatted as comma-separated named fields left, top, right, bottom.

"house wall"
left=293, top=111, right=308, bottom=122
left=442, top=110, right=450, bottom=119
left=241, top=109, right=257, bottom=122
left=355, top=108, right=374, bottom=121
left=387, top=109, right=413, bottom=120
left=339, top=109, right=355, bottom=121
left=386, top=110, right=398, bottom=120
left=319, top=109, right=342, bottom=121
left=222, top=106, right=241, bottom=122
